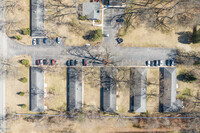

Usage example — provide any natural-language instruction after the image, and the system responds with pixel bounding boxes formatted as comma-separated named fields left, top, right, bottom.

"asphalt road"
left=0, top=0, right=7, bottom=131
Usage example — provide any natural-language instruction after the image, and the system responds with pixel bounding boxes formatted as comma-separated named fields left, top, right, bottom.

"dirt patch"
left=6, top=55, right=32, bottom=113
left=146, top=68, right=159, bottom=113
left=5, top=0, right=32, bottom=45
left=83, top=67, right=100, bottom=111
left=44, top=67, right=66, bottom=114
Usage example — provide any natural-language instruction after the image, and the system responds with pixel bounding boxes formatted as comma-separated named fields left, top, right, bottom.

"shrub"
left=191, top=29, right=200, bottom=43
left=19, top=92, right=25, bottom=96
left=177, top=88, right=192, bottom=100
left=84, top=15, right=88, bottom=20
left=14, top=35, right=22, bottom=40
left=96, top=20, right=100, bottom=23
left=88, top=29, right=103, bottom=41
left=22, top=28, right=31, bottom=35
left=71, top=18, right=78, bottom=27
left=79, top=15, right=84, bottom=20
left=21, top=104, right=27, bottom=108
left=21, top=59, right=29, bottom=67
left=20, top=77, right=28, bottom=83
left=177, top=72, right=197, bottom=82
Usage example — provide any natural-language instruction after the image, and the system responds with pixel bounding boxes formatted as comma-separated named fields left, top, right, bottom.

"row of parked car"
left=66, top=59, right=87, bottom=66
left=146, top=60, right=175, bottom=67
left=36, top=59, right=56, bottom=66
left=32, top=37, right=60, bottom=45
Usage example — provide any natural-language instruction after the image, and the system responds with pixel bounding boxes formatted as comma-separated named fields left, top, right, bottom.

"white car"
left=32, top=39, right=36, bottom=45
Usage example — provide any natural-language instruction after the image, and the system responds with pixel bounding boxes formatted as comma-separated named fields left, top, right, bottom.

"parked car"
left=66, top=60, right=70, bottom=66
left=56, top=37, right=60, bottom=44
left=70, top=60, right=74, bottom=66
left=40, top=59, right=43, bottom=65
left=171, top=60, right=175, bottom=66
left=116, top=38, right=123, bottom=44
left=146, top=61, right=150, bottom=67
left=82, top=59, right=87, bottom=66
left=153, top=60, right=158, bottom=67
left=85, top=43, right=90, bottom=47
left=51, top=59, right=56, bottom=65
left=166, top=60, right=171, bottom=66
left=104, top=34, right=109, bottom=37
left=116, top=19, right=124, bottom=22
left=36, top=60, right=40, bottom=65
left=43, top=59, right=48, bottom=65
left=32, top=39, right=36, bottom=45
left=43, top=38, right=47, bottom=44
left=158, top=60, right=163, bottom=66
left=74, top=60, right=78, bottom=66
left=36, top=38, right=40, bottom=44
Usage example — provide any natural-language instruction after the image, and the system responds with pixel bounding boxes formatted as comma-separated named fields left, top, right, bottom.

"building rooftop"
left=67, top=67, right=83, bottom=111
left=31, top=0, right=45, bottom=37
left=82, top=2, right=100, bottom=20
left=159, top=67, right=182, bottom=112
left=130, top=67, right=147, bottom=113
left=30, top=67, right=44, bottom=112
left=100, top=67, right=117, bottom=112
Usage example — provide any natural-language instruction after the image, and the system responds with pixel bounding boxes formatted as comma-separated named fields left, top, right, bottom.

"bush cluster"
left=22, top=28, right=31, bottom=35
left=21, top=59, right=29, bottom=67
left=191, top=29, right=200, bottom=43
left=88, top=29, right=103, bottom=41
left=79, top=15, right=89, bottom=20
left=20, top=77, right=28, bottom=83
left=177, top=72, right=197, bottom=82
left=14, top=35, right=22, bottom=40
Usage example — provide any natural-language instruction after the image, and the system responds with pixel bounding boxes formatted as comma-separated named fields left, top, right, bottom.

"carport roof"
left=67, top=67, right=83, bottom=111
left=159, top=67, right=181, bottom=112
left=100, top=67, right=117, bottom=112
left=82, top=2, right=100, bottom=20
left=130, top=67, right=147, bottom=113
left=30, top=67, right=44, bottom=112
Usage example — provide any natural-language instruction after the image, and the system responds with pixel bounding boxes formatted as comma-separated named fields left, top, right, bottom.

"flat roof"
left=31, top=0, right=45, bottom=37
left=67, top=67, right=83, bottom=111
left=130, top=67, right=147, bottom=113
left=100, top=67, right=117, bottom=112
left=82, top=2, right=100, bottom=20
left=30, top=67, right=44, bottom=112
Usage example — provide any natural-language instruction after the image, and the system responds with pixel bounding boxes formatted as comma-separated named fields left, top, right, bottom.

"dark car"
left=56, top=37, right=60, bottom=44
left=116, top=38, right=123, bottom=44
left=116, top=19, right=124, bottom=22
left=66, top=60, right=70, bottom=66
left=36, top=60, right=40, bottom=65
left=74, top=60, right=78, bottom=66
left=166, top=60, right=171, bottom=66
left=51, top=59, right=56, bottom=65
left=82, top=59, right=87, bottom=66
left=158, top=60, right=163, bottom=66
left=153, top=60, right=158, bottom=67
left=70, top=60, right=74, bottom=66
left=43, top=38, right=47, bottom=44
left=43, top=59, right=48, bottom=65
left=146, top=61, right=150, bottom=67
left=36, top=38, right=40, bottom=44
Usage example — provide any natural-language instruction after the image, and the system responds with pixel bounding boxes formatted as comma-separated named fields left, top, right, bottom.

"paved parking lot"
left=32, top=38, right=65, bottom=46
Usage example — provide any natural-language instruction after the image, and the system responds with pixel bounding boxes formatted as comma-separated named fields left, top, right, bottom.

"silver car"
left=32, top=39, right=36, bottom=45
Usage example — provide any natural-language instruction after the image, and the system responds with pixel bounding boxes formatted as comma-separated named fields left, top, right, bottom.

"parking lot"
left=32, top=37, right=65, bottom=46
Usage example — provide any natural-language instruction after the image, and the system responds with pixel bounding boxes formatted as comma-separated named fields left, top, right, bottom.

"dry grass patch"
left=146, top=68, right=159, bottom=113
left=45, top=68, right=66, bottom=114
left=5, top=0, right=32, bottom=45
left=6, top=55, right=32, bottom=113
left=45, top=0, right=101, bottom=46
left=116, top=68, right=130, bottom=115
left=83, top=67, right=100, bottom=111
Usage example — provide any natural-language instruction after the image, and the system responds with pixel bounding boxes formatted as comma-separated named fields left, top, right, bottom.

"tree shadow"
left=176, top=31, right=192, bottom=44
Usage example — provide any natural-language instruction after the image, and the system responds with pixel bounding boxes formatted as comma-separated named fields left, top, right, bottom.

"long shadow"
left=176, top=31, right=191, bottom=44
